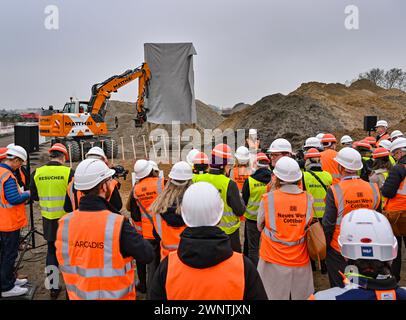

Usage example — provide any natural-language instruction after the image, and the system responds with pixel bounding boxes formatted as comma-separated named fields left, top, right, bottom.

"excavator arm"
left=88, top=63, right=151, bottom=125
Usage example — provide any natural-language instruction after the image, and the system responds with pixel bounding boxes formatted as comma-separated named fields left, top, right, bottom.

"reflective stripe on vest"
left=0, top=171, right=13, bottom=209
left=244, top=176, right=268, bottom=221
left=303, top=171, right=331, bottom=218
left=34, top=165, right=70, bottom=219
left=263, top=192, right=312, bottom=246
left=154, top=214, right=180, bottom=251
left=65, top=283, right=135, bottom=300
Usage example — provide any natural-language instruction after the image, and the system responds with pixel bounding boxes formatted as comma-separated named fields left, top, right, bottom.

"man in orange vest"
left=0, top=145, right=30, bottom=298
left=127, top=159, right=164, bottom=293
left=375, top=120, right=390, bottom=147
left=320, top=133, right=341, bottom=184
left=381, top=137, right=406, bottom=283
left=149, top=182, right=267, bottom=300
left=322, top=147, right=381, bottom=288
left=6, top=144, right=28, bottom=191
left=55, top=159, right=154, bottom=300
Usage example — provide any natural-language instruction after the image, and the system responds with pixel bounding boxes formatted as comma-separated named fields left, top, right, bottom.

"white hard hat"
left=340, top=135, right=353, bottom=145
left=390, top=130, right=404, bottom=140
left=273, top=156, right=302, bottom=182
left=375, top=120, right=388, bottom=128
left=267, top=138, right=292, bottom=153
left=149, top=160, right=159, bottom=172
left=338, top=209, right=398, bottom=261
left=234, top=146, right=250, bottom=164
left=6, top=143, right=15, bottom=148
left=390, top=137, right=406, bottom=153
left=85, top=147, right=107, bottom=160
left=334, top=147, right=363, bottom=171
left=6, top=145, right=27, bottom=162
left=134, top=159, right=153, bottom=180
left=74, top=159, right=115, bottom=191
left=316, top=133, right=325, bottom=141
left=304, top=137, right=322, bottom=149
left=249, top=129, right=257, bottom=136
left=378, top=139, right=392, bottom=150
left=185, top=148, right=200, bottom=167
left=168, top=161, right=193, bottom=181
left=181, top=182, right=224, bottom=227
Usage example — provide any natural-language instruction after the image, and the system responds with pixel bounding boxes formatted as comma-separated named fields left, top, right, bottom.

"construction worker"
left=378, top=139, right=396, bottom=165
left=369, top=147, right=392, bottom=188
left=354, top=140, right=373, bottom=182
left=64, top=146, right=122, bottom=212
left=247, top=128, right=260, bottom=170
left=320, top=133, right=341, bottom=184
left=0, top=145, right=30, bottom=298
left=297, top=137, right=323, bottom=169
left=0, top=147, right=8, bottom=162
left=30, top=143, right=73, bottom=298
left=149, top=182, right=267, bottom=300
left=241, top=153, right=271, bottom=267
left=185, top=148, right=200, bottom=168
left=150, top=161, right=191, bottom=260
left=230, top=146, right=252, bottom=191
left=257, top=157, right=314, bottom=300
left=191, top=151, right=209, bottom=179
left=316, top=133, right=325, bottom=141
left=375, top=120, right=390, bottom=147
left=390, top=130, right=404, bottom=142
left=6, top=143, right=28, bottom=190
left=55, top=159, right=154, bottom=300
left=127, top=159, right=164, bottom=293
left=340, top=135, right=353, bottom=148
left=267, top=138, right=293, bottom=168
left=302, top=148, right=332, bottom=274
left=310, top=209, right=405, bottom=300
left=192, top=143, right=246, bottom=252
left=381, top=137, right=406, bottom=283
left=322, top=147, right=381, bottom=288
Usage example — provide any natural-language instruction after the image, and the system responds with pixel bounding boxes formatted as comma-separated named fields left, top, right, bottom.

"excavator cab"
left=62, top=101, right=90, bottom=114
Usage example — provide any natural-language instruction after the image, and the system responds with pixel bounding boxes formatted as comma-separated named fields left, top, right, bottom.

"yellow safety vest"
left=244, top=176, right=268, bottom=221
left=34, top=165, right=71, bottom=220
left=195, top=173, right=240, bottom=234
left=192, top=172, right=208, bottom=183
left=303, top=170, right=332, bottom=218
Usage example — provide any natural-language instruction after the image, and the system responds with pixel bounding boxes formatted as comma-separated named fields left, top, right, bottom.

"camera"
left=112, top=165, right=129, bottom=180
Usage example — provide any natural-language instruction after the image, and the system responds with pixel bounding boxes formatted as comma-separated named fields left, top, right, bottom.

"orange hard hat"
left=211, top=144, right=233, bottom=159
left=364, top=136, right=377, bottom=145
left=193, top=152, right=209, bottom=165
left=372, top=147, right=390, bottom=159
left=321, top=133, right=337, bottom=143
left=0, top=147, right=8, bottom=160
left=354, top=140, right=372, bottom=150
left=304, top=148, right=321, bottom=159
left=49, top=143, right=69, bottom=160
left=256, top=152, right=270, bottom=163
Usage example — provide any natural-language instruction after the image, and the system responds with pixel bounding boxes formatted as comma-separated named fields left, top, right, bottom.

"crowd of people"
left=0, top=119, right=405, bottom=300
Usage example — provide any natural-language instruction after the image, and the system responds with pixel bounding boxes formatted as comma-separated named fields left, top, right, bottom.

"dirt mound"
left=218, top=80, right=406, bottom=149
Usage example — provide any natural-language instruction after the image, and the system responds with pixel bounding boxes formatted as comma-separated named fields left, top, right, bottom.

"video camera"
left=112, top=165, right=129, bottom=180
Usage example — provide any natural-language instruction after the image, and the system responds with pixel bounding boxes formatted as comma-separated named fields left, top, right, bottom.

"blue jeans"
left=0, top=230, right=20, bottom=292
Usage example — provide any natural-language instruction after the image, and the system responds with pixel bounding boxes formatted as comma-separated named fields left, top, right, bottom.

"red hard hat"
left=0, top=147, right=8, bottom=160
left=354, top=140, right=372, bottom=150
left=256, top=152, right=270, bottom=163
left=193, top=152, right=209, bottom=165
left=364, top=136, right=377, bottom=145
left=49, top=143, right=69, bottom=160
left=304, top=148, right=321, bottom=159
left=372, top=147, right=390, bottom=159
left=211, top=144, right=233, bottom=159
left=321, top=133, right=337, bottom=143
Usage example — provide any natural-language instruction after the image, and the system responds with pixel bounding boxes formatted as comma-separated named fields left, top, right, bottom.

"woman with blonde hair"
left=151, top=161, right=193, bottom=260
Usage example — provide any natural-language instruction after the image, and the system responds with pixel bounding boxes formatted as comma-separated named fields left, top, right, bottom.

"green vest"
left=34, top=165, right=71, bottom=220
left=192, top=172, right=208, bottom=183
left=195, top=173, right=240, bottom=234
left=303, top=171, right=332, bottom=218
left=244, top=176, right=268, bottom=221
left=389, top=156, right=396, bottom=166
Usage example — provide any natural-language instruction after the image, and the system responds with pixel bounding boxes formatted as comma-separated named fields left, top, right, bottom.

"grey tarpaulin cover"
left=144, top=43, right=197, bottom=124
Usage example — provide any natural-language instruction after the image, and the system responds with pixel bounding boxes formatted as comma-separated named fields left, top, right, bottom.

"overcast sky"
left=1, top=0, right=405, bottom=109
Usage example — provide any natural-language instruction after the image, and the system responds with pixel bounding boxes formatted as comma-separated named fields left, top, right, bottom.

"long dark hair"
left=372, top=156, right=392, bottom=171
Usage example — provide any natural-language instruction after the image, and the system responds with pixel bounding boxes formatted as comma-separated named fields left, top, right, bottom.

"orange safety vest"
left=56, top=210, right=135, bottom=300
left=375, top=289, right=397, bottom=300
left=152, top=213, right=186, bottom=260
left=0, top=167, right=27, bottom=232
left=320, top=148, right=341, bottom=184
left=230, top=166, right=252, bottom=191
left=384, top=165, right=406, bottom=212
left=259, top=189, right=313, bottom=267
left=133, top=176, right=164, bottom=240
left=166, top=251, right=245, bottom=300
left=330, top=178, right=380, bottom=253
left=376, top=133, right=390, bottom=148
left=67, top=179, right=119, bottom=211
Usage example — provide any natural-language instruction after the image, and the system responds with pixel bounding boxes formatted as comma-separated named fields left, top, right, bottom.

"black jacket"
left=381, top=155, right=406, bottom=199
left=148, top=226, right=267, bottom=300
left=30, top=161, right=75, bottom=201
left=241, top=168, right=272, bottom=205
left=78, top=194, right=154, bottom=263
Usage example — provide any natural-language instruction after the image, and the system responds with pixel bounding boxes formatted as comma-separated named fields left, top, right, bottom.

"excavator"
left=39, top=63, right=151, bottom=161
